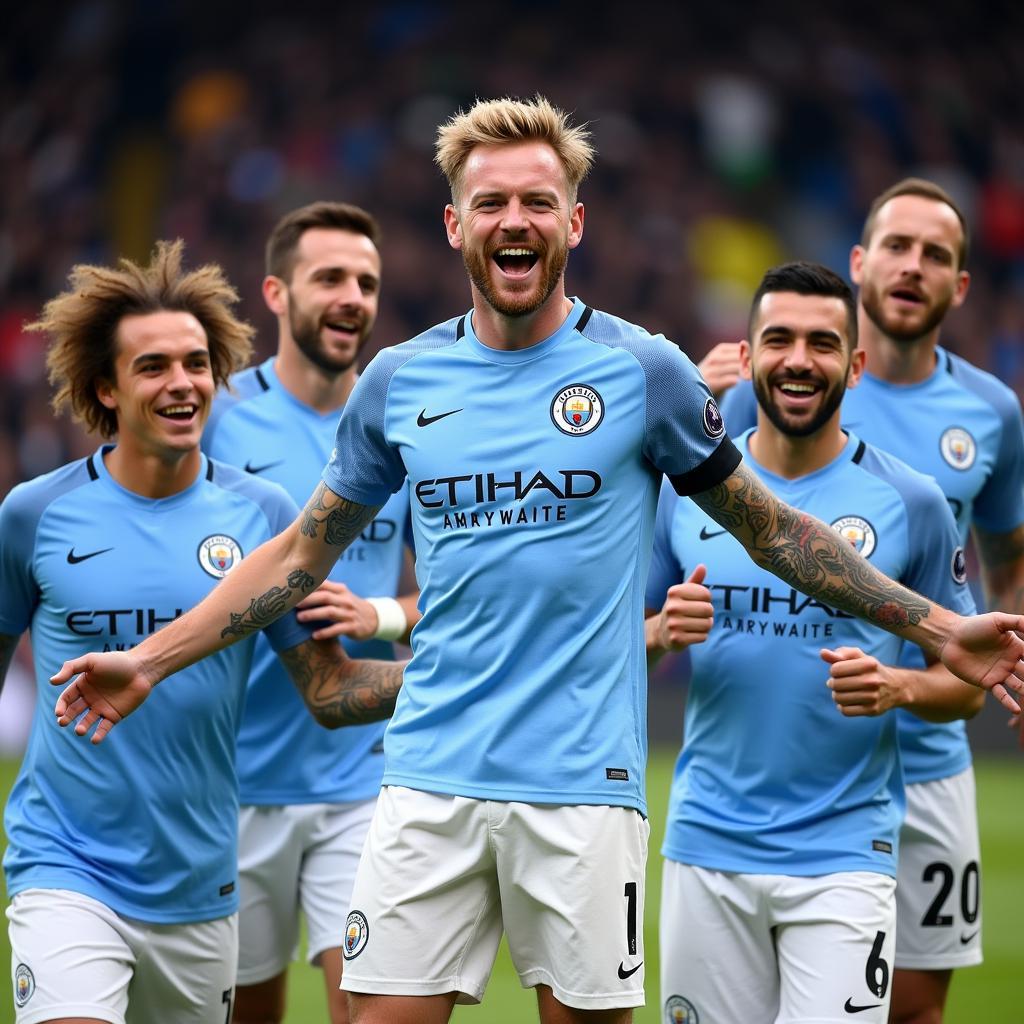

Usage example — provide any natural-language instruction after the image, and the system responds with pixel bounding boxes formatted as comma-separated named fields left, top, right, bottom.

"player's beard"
left=289, top=304, right=369, bottom=374
left=860, top=279, right=953, bottom=343
left=463, top=237, right=569, bottom=318
left=752, top=370, right=848, bottom=439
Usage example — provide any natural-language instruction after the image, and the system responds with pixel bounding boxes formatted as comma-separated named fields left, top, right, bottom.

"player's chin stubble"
left=463, top=242, right=568, bottom=318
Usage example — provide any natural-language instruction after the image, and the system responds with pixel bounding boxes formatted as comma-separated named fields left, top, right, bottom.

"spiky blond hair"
left=30, top=240, right=253, bottom=438
left=435, top=95, right=594, bottom=205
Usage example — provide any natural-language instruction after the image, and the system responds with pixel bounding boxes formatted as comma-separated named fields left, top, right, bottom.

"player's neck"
left=858, top=312, right=940, bottom=385
left=274, top=346, right=358, bottom=414
left=747, top=415, right=848, bottom=480
left=102, top=441, right=203, bottom=499
left=470, top=287, right=573, bottom=351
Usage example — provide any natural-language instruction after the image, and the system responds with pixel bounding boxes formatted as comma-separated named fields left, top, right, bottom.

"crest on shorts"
left=831, top=515, right=877, bottom=559
left=702, top=397, right=725, bottom=439
left=940, top=427, right=976, bottom=470
left=197, top=535, right=243, bottom=578
left=951, top=546, right=968, bottom=584
left=665, top=994, right=699, bottom=1024
left=15, top=963, right=34, bottom=1007
left=551, top=384, right=604, bottom=436
left=343, top=909, right=370, bottom=960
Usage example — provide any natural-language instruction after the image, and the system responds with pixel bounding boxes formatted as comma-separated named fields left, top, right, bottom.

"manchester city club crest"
left=551, top=383, right=605, bottom=436
left=939, top=426, right=976, bottom=470
left=15, top=963, right=34, bottom=1007
left=665, top=994, right=699, bottom=1024
left=702, top=397, right=725, bottom=439
left=343, top=909, right=370, bottom=960
left=198, top=535, right=244, bottom=579
left=831, top=515, right=877, bottom=559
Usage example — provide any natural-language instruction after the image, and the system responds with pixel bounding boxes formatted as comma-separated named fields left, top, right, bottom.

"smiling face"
left=852, top=194, right=969, bottom=344
left=444, top=141, right=583, bottom=319
left=743, top=290, right=863, bottom=439
left=96, top=309, right=214, bottom=458
left=268, top=227, right=381, bottom=374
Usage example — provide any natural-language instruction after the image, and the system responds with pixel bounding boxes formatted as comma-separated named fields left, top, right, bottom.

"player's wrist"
left=367, top=597, right=408, bottom=642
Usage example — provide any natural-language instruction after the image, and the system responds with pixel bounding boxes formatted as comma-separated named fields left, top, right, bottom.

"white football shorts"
left=340, top=786, right=649, bottom=1010
left=660, top=861, right=896, bottom=1024
left=895, top=767, right=982, bottom=969
left=7, top=887, right=237, bottom=1024
left=236, top=798, right=376, bottom=984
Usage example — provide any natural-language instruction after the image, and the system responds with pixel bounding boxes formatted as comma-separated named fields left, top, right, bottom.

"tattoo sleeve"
left=278, top=638, right=405, bottom=726
left=301, top=482, right=380, bottom=549
left=0, top=632, right=18, bottom=696
left=221, top=569, right=317, bottom=640
left=692, top=463, right=932, bottom=631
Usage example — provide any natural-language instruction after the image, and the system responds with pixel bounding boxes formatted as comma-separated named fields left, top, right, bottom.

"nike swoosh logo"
left=617, top=961, right=643, bottom=980
left=699, top=526, right=727, bottom=540
left=417, top=408, right=462, bottom=427
left=67, top=547, right=114, bottom=564
left=245, top=460, right=284, bottom=474
left=844, top=998, right=882, bottom=1013
left=960, top=929, right=979, bottom=945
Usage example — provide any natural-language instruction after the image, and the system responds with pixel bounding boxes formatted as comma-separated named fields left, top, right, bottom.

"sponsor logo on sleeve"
left=951, top=546, right=968, bottom=584
left=551, top=384, right=604, bottom=436
left=702, top=397, right=724, bottom=439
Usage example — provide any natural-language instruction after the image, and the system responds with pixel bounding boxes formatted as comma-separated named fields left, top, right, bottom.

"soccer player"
left=0, top=242, right=403, bottom=1024
left=202, top=201, right=418, bottom=1024
left=647, top=261, right=979, bottom=1024
left=51, top=102, right=1024, bottom=1024
left=721, top=180, right=1024, bottom=1024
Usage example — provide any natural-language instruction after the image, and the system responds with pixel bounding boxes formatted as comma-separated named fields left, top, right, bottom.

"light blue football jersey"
left=0, top=448, right=310, bottom=923
left=646, top=430, right=975, bottom=875
left=204, top=357, right=412, bottom=804
left=321, top=299, right=740, bottom=814
left=720, top=350, right=1024, bottom=782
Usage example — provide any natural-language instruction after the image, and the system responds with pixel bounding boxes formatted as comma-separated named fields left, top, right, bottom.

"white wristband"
left=367, top=597, right=407, bottom=642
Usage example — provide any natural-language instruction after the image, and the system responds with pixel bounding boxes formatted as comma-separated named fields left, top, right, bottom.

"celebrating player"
left=721, top=179, right=1024, bottom=1023
left=51, top=102, right=1024, bottom=1024
left=203, top=201, right=418, bottom=1024
left=647, top=261, right=980, bottom=1024
left=0, top=242, right=403, bottom=1024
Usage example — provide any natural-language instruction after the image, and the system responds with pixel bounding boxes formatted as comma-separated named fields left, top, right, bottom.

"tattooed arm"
left=0, top=632, right=19, bottom=696
left=50, top=483, right=381, bottom=743
left=278, top=638, right=405, bottom=727
left=692, top=463, right=1024, bottom=706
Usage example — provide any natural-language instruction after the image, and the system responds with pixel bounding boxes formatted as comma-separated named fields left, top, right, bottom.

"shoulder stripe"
left=206, top=459, right=215, bottom=481
left=86, top=455, right=99, bottom=480
left=456, top=315, right=466, bottom=340
left=575, top=306, right=594, bottom=333
left=254, top=367, right=271, bottom=391
left=943, top=350, right=953, bottom=374
left=852, top=439, right=866, bottom=464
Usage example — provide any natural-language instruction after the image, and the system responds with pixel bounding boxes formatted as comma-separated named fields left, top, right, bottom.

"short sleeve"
left=972, top=395, right=1024, bottom=535
left=0, top=485, right=41, bottom=635
left=645, top=478, right=685, bottom=610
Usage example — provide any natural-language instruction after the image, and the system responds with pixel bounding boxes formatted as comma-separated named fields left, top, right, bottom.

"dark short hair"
left=861, top=177, right=968, bottom=270
left=748, top=261, right=857, bottom=348
left=265, top=201, right=381, bottom=281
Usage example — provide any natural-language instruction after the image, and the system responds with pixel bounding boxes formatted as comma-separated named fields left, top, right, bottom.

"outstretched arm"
left=691, top=462, right=1024, bottom=708
left=820, top=646, right=985, bottom=723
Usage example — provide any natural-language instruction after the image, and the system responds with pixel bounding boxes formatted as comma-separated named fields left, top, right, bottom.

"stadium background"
left=0, top=1, right=1021, bottom=1020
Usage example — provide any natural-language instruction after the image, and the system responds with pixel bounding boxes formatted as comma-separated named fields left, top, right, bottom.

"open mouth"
left=492, top=247, right=540, bottom=278
left=889, top=287, right=924, bottom=306
left=323, top=317, right=362, bottom=338
left=774, top=379, right=821, bottom=403
left=157, top=403, right=198, bottom=422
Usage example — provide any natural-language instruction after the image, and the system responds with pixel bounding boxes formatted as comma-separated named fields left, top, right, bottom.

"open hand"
left=939, top=612, right=1024, bottom=713
left=50, top=652, right=155, bottom=744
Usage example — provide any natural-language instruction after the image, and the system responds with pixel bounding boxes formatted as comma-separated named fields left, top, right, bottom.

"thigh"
left=659, top=862, right=776, bottom=1024
left=236, top=803, right=316, bottom=984
left=301, top=797, right=377, bottom=965
left=7, top=888, right=134, bottom=1024
left=773, top=872, right=896, bottom=1024
left=340, top=787, right=502, bottom=1004
left=498, top=803, right=648, bottom=1013
left=895, top=769, right=982, bottom=969
left=128, top=913, right=238, bottom=1024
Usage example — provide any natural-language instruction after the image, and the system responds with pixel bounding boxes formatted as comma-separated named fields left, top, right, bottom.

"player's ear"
left=444, top=205, right=463, bottom=250
left=95, top=377, right=117, bottom=410
left=262, top=275, right=287, bottom=316
left=950, top=269, right=970, bottom=310
left=846, top=346, right=866, bottom=389
left=850, top=244, right=865, bottom=285
left=738, top=339, right=753, bottom=381
left=567, top=202, right=584, bottom=250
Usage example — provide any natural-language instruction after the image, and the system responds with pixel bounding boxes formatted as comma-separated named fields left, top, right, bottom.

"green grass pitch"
left=0, top=753, right=1019, bottom=1022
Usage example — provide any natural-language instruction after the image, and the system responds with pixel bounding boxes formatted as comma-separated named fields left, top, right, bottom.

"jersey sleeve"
left=645, top=478, right=684, bottom=610
left=972, top=392, right=1024, bottom=535
left=0, top=484, right=41, bottom=636
left=637, top=337, right=741, bottom=496
left=719, top=379, right=758, bottom=435
left=323, top=352, right=407, bottom=506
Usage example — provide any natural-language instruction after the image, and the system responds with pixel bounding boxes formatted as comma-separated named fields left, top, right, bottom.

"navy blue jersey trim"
left=668, top=435, right=742, bottom=496
left=206, top=459, right=215, bottom=481
left=943, top=350, right=953, bottom=374
left=86, top=455, right=99, bottom=480
left=255, top=368, right=271, bottom=391
left=575, top=306, right=594, bottom=333
left=456, top=316, right=466, bottom=340
left=852, top=439, right=867, bottom=464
